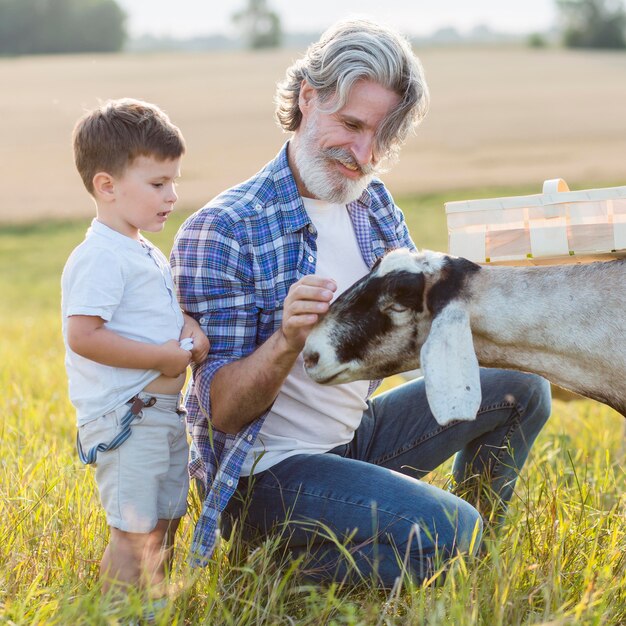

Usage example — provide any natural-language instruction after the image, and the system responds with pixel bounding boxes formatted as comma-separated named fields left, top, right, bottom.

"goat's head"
left=303, top=248, right=483, bottom=425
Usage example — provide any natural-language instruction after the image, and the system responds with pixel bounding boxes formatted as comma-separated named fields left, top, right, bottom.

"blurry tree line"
left=0, top=0, right=624, bottom=56
left=232, top=0, right=282, bottom=49
left=557, top=0, right=626, bottom=48
left=0, top=0, right=126, bottom=55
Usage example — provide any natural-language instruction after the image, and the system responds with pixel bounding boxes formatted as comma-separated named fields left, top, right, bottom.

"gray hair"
left=275, top=18, right=429, bottom=159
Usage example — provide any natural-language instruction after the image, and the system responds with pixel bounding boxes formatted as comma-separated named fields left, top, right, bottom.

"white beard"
left=293, top=117, right=377, bottom=205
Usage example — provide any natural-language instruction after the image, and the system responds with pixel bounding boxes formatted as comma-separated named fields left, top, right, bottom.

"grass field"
left=1, top=187, right=625, bottom=625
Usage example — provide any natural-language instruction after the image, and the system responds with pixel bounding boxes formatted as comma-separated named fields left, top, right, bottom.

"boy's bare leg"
left=101, top=528, right=143, bottom=594
left=100, top=519, right=180, bottom=597
left=141, top=518, right=181, bottom=596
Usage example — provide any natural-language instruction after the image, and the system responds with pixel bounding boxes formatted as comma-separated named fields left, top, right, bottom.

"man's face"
left=293, top=79, right=401, bottom=204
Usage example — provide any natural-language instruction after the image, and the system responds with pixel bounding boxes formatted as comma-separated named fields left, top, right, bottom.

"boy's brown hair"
left=72, top=98, right=186, bottom=194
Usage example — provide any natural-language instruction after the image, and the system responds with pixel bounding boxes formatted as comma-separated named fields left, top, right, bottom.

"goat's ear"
left=420, top=302, right=481, bottom=426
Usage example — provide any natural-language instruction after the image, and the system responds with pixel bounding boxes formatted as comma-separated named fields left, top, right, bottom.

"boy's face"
left=99, top=155, right=182, bottom=239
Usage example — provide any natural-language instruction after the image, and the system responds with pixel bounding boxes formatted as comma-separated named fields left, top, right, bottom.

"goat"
left=303, top=249, right=626, bottom=426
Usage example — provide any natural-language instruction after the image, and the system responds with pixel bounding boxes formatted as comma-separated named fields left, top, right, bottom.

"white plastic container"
left=445, top=179, right=626, bottom=265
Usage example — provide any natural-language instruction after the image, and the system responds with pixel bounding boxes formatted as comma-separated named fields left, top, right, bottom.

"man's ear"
left=299, top=80, right=316, bottom=112
left=420, top=301, right=481, bottom=426
left=92, top=172, right=115, bottom=202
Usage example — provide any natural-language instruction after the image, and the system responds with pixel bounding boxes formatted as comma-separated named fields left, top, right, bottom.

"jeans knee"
left=525, top=374, right=552, bottom=429
left=407, top=499, right=482, bottom=563
left=454, top=501, right=483, bottom=555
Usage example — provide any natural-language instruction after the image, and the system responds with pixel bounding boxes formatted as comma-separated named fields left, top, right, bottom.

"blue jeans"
left=224, top=369, right=551, bottom=587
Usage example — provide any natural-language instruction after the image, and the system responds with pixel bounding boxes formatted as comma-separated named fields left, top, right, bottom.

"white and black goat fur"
left=303, top=249, right=626, bottom=426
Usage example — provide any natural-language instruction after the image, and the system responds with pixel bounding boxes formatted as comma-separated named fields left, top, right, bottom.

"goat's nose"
left=303, top=350, right=319, bottom=369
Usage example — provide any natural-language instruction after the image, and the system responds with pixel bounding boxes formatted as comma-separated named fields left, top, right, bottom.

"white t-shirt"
left=61, top=219, right=184, bottom=425
left=241, top=198, right=370, bottom=475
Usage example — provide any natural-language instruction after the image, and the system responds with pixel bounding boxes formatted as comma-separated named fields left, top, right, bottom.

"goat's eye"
left=390, top=304, right=408, bottom=313
left=384, top=303, right=409, bottom=314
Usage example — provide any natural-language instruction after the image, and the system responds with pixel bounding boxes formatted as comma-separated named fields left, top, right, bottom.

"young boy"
left=61, top=98, right=209, bottom=605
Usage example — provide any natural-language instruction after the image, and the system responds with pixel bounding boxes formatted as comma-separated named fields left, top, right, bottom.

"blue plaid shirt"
left=170, top=143, right=416, bottom=565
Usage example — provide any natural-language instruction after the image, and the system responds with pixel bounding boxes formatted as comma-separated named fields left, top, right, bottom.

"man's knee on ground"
left=405, top=501, right=483, bottom=562
left=519, top=373, right=552, bottom=421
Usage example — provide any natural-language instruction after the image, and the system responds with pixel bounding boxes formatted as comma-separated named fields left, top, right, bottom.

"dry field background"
left=2, top=45, right=626, bottom=224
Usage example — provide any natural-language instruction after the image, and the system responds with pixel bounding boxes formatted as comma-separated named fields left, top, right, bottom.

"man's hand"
left=280, top=275, right=337, bottom=352
left=208, top=275, right=336, bottom=434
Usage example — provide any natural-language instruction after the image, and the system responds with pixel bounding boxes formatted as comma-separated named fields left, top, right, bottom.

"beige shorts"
left=79, top=392, right=189, bottom=533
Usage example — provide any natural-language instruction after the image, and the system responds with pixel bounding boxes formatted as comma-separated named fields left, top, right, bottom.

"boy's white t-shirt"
left=241, top=198, right=370, bottom=475
left=61, top=219, right=184, bottom=426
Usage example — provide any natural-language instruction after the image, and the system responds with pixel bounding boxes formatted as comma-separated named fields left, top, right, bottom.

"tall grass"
left=1, top=192, right=624, bottom=625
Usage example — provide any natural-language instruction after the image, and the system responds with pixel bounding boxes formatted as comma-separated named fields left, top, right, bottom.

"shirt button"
left=308, top=255, right=314, bottom=263
left=255, top=203, right=263, bottom=211
left=307, top=224, right=315, bottom=234
left=199, top=317, right=206, bottom=324
left=226, top=479, right=234, bottom=487
left=246, top=434, right=253, bottom=442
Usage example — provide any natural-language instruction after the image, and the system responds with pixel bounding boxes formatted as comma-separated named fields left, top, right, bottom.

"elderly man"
left=171, top=19, right=551, bottom=586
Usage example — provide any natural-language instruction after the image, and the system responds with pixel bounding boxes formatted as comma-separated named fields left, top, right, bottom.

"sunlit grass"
left=1, top=190, right=624, bottom=624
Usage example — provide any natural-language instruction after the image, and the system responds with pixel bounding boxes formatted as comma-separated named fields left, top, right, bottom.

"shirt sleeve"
left=64, top=246, right=124, bottom=321
left=171, top=209, right=260, bottom=419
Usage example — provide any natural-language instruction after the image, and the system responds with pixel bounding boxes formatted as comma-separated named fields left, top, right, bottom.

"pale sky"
left=116, top=0, right=558, bottom=38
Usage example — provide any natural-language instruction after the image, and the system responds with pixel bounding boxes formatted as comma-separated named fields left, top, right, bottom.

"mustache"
left=322, top=147, right=378, bottom=177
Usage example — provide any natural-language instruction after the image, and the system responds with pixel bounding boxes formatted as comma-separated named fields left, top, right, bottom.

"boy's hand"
left=180, top=314, right=210, bottom=364
left=157, top=339, right=193, bottom=377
